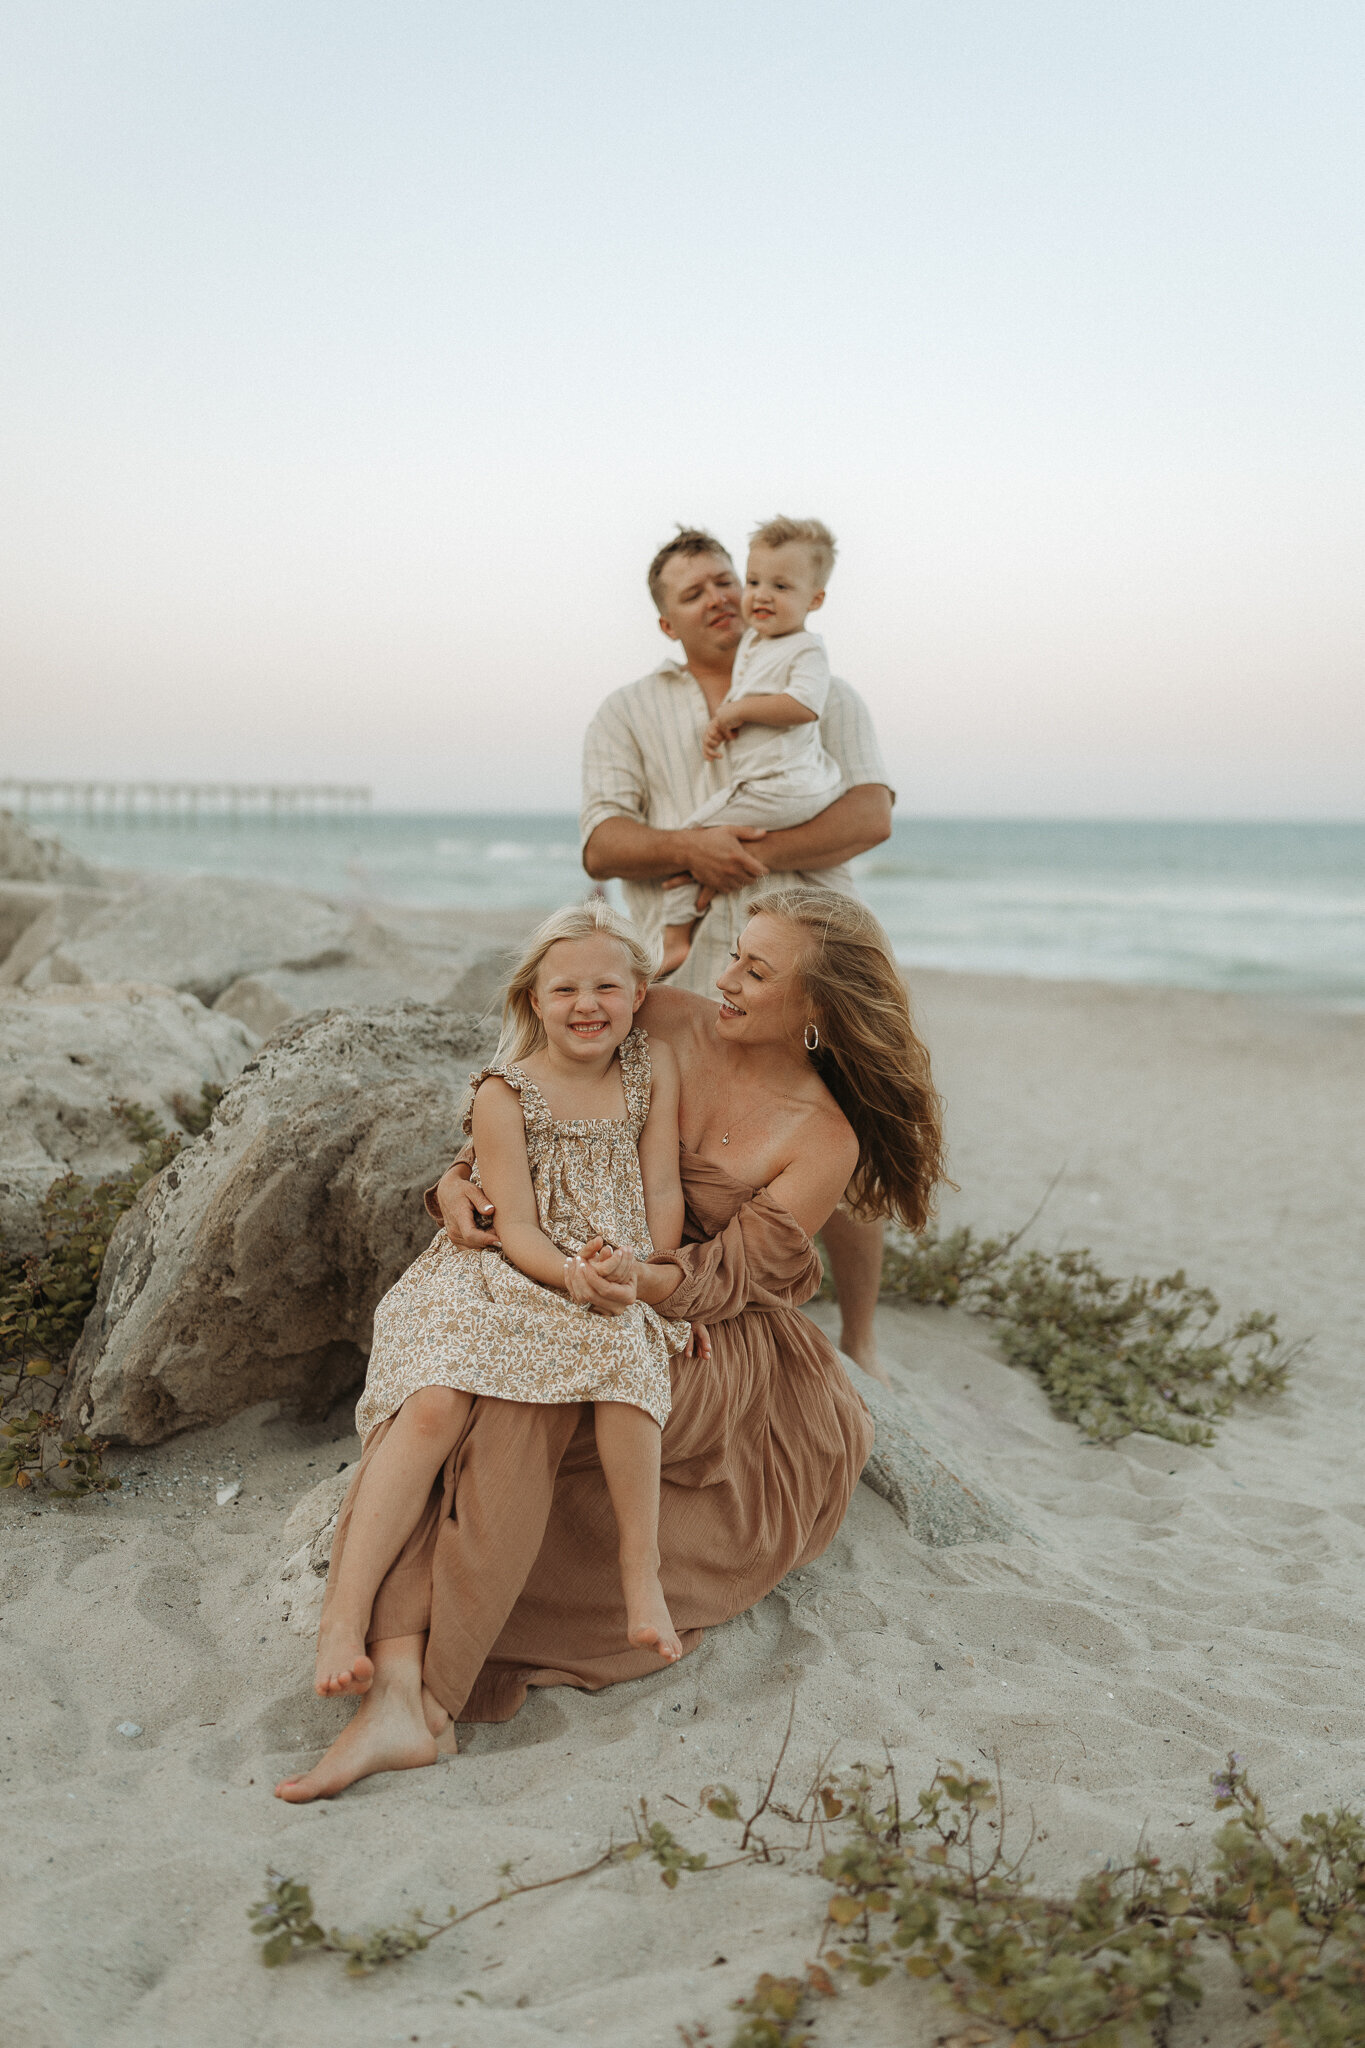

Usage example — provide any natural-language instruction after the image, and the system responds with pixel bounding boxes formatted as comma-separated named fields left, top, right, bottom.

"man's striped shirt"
left=580, top=659, right=892, bottom=995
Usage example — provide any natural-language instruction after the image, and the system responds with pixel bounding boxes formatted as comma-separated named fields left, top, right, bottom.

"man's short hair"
left=748, top=515, right=837, bottom=588
left=647, top=526, right=733, bottom=614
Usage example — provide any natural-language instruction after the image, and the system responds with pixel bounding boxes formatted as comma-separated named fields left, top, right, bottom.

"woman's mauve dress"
left=320, top=1150, right=874, bottom=1723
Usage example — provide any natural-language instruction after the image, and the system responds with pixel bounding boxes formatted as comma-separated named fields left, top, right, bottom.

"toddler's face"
left=742, top=542, right=825, bottom=639
left=530, top=936, right=645, bottom=1063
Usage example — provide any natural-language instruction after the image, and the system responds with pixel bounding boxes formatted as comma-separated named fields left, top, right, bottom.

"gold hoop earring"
left=804, top=1022, right=820, bottom=1053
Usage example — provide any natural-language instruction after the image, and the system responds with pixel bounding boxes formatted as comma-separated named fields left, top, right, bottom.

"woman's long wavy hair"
left=459, top=900, right=657, bottom=1121
left=745, top=886, right=948, bottom=1232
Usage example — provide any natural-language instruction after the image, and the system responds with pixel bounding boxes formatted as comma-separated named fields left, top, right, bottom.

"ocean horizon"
left=22, top=809, right=1365, bottom=1009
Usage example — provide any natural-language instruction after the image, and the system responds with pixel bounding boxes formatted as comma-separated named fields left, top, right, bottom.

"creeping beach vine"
left=841, top=1217, right=1303, bottom=1445
left=247, top=1740, right=1365, bottom=2046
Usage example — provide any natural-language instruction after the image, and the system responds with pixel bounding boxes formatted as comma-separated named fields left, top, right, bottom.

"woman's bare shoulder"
left=638, top=985, right=716, bottom=1048
left=801, top=1096, right=859, bottom=1179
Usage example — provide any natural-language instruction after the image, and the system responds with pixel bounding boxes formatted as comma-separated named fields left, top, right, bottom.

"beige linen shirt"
left=580, top=659, right=892, bottom=995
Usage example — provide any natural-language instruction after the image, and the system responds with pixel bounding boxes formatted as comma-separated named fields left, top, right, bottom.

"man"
left=579, top=526, right=895, bottom=1377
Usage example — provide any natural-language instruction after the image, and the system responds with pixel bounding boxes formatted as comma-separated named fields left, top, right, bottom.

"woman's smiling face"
left=714, top=914, right=808, bottom=1046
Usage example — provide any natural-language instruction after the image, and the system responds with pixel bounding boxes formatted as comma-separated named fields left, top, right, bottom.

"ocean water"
left=33, top=811, right=1365, bottom=1007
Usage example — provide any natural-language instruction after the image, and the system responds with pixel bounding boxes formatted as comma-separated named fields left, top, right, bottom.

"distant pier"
left=0, top=779, right=372, bottom=824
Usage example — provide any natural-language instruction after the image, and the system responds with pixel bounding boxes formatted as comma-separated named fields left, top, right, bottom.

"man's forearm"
left=582, top=816, right=702, bottom=883
left=759, top=784, right=893, bottom=872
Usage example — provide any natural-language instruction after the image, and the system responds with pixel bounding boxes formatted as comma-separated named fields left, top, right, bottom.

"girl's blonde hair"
left=745, top=886, right=949, bottom=1232
left=476, top=899, right=658, bottom=1088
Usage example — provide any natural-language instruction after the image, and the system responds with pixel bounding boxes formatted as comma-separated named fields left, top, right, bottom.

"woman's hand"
left=683, top=1324, right=712, bottom=1363
left=435, top=1164, right=500, bottom=1248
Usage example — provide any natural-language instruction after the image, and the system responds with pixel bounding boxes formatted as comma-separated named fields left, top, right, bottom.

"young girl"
left=313, top=901, right=691, bottom=1708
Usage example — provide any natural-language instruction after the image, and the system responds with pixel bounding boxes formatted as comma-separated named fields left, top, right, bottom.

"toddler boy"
left=659, top=516, right=843, bottom=973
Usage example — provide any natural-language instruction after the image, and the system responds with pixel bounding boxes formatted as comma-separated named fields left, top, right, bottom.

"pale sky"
left=3, top=2, right=1362, bottom=816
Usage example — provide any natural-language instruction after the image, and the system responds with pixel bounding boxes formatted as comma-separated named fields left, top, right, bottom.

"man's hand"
left=669, top=826, right=769, bottom=896
left=702, top=705, right=747, bottom=760
left=435, top=1164, right=500, bottom=1248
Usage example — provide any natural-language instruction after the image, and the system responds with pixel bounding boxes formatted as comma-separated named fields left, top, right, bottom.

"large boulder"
left=0, top=984, right=258, bottom=1255
left=22, top=874, right=356, bottom=1005
left=0, top=882, right=115, bottom=981
left=0, top=811, right=100, bottom=886
left=12, top=870, right=537, bottom=1026
left=63, top=1003, right=498, bottom=1444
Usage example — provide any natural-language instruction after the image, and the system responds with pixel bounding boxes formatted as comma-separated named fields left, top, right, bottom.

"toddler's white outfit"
left=662, top=628, right=843, bottom=932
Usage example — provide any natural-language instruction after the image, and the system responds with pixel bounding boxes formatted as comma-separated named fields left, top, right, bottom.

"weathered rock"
left=266, top=1366, right=1020, bottom=1647
left=0, top=984, right=258, bottom=1255
left=63, top=1003, right=498, bottom=1445
left=0, top=884, right=118, bottom=986
left=841, top=1353, right=1023, bottom=1546
left=0, top=811, right=100, bottom=886
left=9, top=868, right=542, bottom=1025
left=24, top=874, right=356, bottom=1005
left=211, top=975, right=298, bottom=1040
left=265, top=1467, right=355, bottom=1635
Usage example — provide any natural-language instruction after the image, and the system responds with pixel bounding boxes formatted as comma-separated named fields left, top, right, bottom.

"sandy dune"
left=3, top=971, right=1362, bottom=2046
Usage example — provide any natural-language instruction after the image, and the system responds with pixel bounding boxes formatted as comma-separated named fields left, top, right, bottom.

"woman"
left=276, top=887, right=944, bottom=1802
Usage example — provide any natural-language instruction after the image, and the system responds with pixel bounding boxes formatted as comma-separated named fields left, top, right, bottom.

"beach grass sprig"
left=0, top=1084, right=223, bottom=1494
left=865, top=1224, right=1301, bottom=1445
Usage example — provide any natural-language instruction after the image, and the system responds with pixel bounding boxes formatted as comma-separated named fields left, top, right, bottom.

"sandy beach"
left=3, top=957, right=1363, bottom=2047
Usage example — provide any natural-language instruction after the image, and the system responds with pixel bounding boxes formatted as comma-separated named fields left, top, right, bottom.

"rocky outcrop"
left=0, top=882, right=114, bottom=982
left=63, top=1003, right=498, bottom=1445
left=0, top=984, right=258, bottom=1255
left=22, top=875, right=356, bottom=1005
left=0, top=811, right=101, bottom=887
left=10, top=871, right=534, bottom=1029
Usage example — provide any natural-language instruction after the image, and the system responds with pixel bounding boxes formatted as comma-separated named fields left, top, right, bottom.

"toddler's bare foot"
left=314, top=1615, right=375, bottom=1698
left=623, top=1561, right=683, bottom=1663
left=658, top=925, right=693, bottom=976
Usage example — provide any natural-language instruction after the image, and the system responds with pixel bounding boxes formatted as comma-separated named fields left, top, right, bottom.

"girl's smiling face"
left=714, top=914, right=809, bottom=1047
left=529, top=934, right=645, bottom=1062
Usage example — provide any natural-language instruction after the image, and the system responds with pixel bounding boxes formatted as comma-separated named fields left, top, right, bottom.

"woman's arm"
left=637, top=1040, right=684, bottom=1253
left=761, top=1113, right=859, bottom=1238
left=468, top=1081, right=572, bottom=1290
left=575, top=1115, right=858, bottom=1323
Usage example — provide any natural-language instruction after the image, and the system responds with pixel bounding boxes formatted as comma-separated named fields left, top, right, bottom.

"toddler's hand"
left=589, top=1241, right=634, bottom=1282
left=702, top=706, right=745, bottom=760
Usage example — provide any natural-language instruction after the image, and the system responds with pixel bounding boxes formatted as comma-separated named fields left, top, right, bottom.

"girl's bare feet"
left=622, top=1560, right=683, bottom=1663
left=314, top=1614, right=375, bottom=1697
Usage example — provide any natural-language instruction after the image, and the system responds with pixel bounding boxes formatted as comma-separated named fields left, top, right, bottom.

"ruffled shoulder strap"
left=617, top=1027, right=652, bottom=1138
left=461, top=1062, right=553, bottom=1139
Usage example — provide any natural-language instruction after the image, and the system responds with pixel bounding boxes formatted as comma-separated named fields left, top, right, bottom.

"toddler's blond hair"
left=748, top=515, right=837, bottom=588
